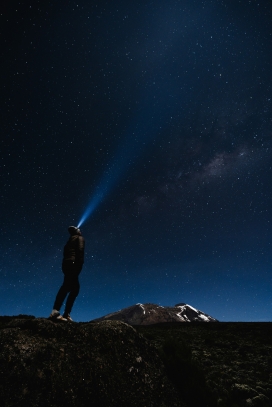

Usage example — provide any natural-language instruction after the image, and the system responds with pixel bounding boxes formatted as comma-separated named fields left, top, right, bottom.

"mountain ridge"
left=92, top=302, right=218, bottom=325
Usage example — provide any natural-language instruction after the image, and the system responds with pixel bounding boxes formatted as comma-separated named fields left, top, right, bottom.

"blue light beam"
left=77, top=65, right=183, bottom=228
left=77, top=5, right=191, bottom=227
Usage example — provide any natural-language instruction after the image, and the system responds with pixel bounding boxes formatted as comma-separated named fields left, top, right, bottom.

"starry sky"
left=1, top=0, right=272, bottom=322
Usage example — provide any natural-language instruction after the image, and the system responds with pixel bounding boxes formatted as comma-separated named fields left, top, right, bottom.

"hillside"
left=0, top=316, right=184, bottom=407
left=0, top=316, right=271, bottom=407
left=135, top=322, right=272, bottom=407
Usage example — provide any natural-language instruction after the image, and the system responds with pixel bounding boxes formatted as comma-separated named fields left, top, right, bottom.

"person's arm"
left=76, top=236, right=85, bottom=265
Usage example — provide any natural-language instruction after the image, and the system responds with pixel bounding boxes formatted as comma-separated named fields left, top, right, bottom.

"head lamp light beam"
left=77, top=78, right=178, bottom=228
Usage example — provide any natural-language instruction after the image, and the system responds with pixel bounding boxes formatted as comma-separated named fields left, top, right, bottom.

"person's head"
left=68, top=226, right=81, bottom=236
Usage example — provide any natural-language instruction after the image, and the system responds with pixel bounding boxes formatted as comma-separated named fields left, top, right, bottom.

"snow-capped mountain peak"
left=92, top=303, right=218, bottom=325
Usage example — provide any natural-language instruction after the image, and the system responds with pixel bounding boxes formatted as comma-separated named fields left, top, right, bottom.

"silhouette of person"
left=49, top=226, right=85, bottom=321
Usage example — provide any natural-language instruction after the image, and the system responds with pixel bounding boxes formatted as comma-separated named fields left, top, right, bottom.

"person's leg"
left=63, top=276, right=80, bottom=317
left=53, top=278, right=69, bottom=312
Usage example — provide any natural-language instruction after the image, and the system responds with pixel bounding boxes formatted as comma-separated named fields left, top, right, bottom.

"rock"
left=231, top=383, right=258, bottom=401
left=0, top=317, right=184, bottom=407
left=251, top=394, right=270, bottom=406
left=256, top=386, right=268, bottom=395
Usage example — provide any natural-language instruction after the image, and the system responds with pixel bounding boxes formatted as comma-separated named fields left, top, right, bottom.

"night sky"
left=1, top=0, right=272, bottom=322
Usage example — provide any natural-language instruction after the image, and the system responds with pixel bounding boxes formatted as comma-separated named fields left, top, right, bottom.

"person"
left=49, top=226, right=85, bottom=322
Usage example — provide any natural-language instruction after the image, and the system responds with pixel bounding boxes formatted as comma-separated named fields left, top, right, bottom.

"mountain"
left=92, top=303, right=218, bottom=325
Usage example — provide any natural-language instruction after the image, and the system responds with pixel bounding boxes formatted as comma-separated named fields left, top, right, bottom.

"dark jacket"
left=63, top=235, right=85, bottom=265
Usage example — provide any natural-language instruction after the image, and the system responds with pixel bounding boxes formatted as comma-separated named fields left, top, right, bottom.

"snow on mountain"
left=92, top=303, right=218, bottom=325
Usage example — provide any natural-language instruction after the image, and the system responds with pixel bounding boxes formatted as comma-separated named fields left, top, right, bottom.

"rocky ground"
left=0, top=316, right=184, bottom=407
left=135, top=322, right=272, bottom=407
left=1, top=316, right=271, bottom=407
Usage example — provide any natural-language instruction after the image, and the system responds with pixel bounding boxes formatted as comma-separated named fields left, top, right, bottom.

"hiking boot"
left=48, top=309, right=60, bottom=319
left=59, top=314, right=73, bottom=322
left=57, top=315, right=68, bottom=322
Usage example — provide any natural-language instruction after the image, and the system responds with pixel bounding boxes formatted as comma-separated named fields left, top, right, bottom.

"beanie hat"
left=68, top=226, right=79, bottom=235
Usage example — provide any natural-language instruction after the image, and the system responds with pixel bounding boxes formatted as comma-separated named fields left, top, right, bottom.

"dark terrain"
left=0, top=316, right=183, bottom=407
left=0, top=316, right=271, bottom=407
left=135, top=322, right=272, bottom=407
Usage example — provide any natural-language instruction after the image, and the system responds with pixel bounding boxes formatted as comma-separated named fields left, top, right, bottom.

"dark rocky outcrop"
left=136, top=322, right=272, bottom=407
left=0, top=316, right=184, bottom=407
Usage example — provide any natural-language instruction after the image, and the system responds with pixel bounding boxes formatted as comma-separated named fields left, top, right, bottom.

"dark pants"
left=53, top=261, right=81, bottom=317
